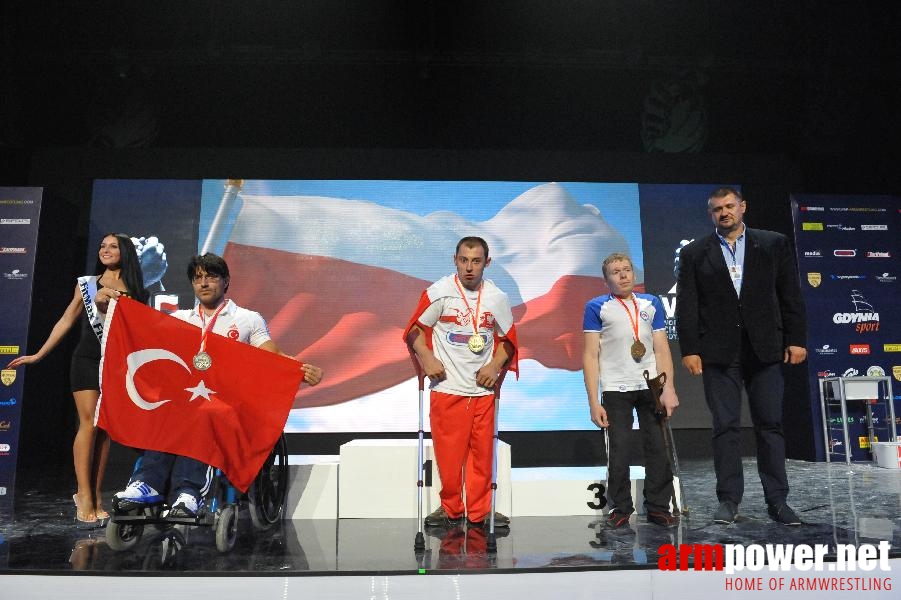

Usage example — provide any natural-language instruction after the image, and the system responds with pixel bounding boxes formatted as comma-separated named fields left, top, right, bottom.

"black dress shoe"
left=713, top=501, right=739, bottom=524
left=768, top=503, right=802, bottom=526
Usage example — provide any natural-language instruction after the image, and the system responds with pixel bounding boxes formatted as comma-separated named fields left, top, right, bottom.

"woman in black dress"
left=6, top=233, right=147, bottom=527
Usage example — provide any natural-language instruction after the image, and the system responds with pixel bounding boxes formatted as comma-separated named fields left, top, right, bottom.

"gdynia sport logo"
left=658, top=541, right=892, bottom=591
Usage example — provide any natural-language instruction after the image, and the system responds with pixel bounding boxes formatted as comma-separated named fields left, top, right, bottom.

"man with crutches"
left=404, top=236, right=518, bottom=532
left=582, top=252, right=680, bottom=528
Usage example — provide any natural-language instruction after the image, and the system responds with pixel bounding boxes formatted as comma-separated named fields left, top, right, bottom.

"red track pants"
left=430, top=391, right=496, bottom=522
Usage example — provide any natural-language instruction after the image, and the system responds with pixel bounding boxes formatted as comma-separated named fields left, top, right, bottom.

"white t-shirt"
left=171, top=299, right=271, bottom=348
left=583, top=292, right=665, bottom=393
left=416, top=275, right=514, bottom=396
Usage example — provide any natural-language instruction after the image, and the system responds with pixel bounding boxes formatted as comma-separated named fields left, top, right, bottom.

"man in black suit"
left=676, top=187, right=807, bottom=525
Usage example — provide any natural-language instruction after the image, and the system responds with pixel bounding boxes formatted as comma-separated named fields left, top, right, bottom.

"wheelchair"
left=106, top=434, right=289, bottom=554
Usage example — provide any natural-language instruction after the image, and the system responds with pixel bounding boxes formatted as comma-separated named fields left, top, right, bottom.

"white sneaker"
left=169, top=492, right=200, bottom=517
left=113, top=480, right=163, bottom=510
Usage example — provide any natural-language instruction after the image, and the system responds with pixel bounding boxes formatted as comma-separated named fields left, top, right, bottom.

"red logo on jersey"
left=440, top=308, right=495, bottom=330
left=228, top=327, right=240, bottom=340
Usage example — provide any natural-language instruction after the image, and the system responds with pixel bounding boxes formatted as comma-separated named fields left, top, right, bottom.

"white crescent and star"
left=185, top=380, right=216, bottom=402
left=125, top=349, right=217, bottom=410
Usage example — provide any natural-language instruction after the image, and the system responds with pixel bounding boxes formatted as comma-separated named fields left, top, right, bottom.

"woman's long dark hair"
left=94, top=233, right=150, bottom=304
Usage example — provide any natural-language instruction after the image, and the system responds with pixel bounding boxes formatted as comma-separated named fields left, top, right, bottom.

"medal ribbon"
left=453, top=275, right=483, bottom=340
left=197, top=300, right=228, bottom=354
left=614, top=294, right=641, bottom=344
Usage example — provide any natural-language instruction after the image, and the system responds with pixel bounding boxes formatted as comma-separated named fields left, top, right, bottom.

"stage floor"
left=2, top=458, right=899, bottom=576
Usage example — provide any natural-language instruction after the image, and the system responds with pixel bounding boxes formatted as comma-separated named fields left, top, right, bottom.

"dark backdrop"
left=3, top=2, right=899, bottom=470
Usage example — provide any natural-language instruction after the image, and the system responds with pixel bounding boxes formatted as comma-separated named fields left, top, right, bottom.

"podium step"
left=284, top=446, right=681, bottom=519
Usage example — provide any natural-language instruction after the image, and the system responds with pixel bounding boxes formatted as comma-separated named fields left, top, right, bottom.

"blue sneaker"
left=112, top=480, right=163, bottom=511
left=169, top=493, right=201, bottom=518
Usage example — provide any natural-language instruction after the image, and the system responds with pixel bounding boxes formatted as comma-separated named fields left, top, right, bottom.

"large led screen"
left=91, top=179, right=726, bottom=433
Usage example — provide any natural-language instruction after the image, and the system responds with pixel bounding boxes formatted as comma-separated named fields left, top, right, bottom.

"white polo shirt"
left=171, top=299, right=271, bottom=348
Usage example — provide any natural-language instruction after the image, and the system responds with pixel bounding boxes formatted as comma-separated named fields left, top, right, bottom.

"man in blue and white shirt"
left=583, top=252, right=679, bottom=528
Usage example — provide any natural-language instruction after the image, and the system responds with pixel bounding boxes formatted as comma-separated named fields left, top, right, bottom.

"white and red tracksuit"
left=404, top=275, right=518, bottom=521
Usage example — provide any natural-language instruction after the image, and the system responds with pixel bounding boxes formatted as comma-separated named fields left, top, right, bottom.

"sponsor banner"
left=1, top=269, right=28, bottom=280
left=0, top=187, right=42, bottom=496
left=792, top=193, right=900, bottom=460
left=830, top=274, right=866, bottom=281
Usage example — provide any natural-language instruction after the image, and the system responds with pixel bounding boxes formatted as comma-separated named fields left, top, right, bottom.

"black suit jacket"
left=675, top=227, right=807, bottom=365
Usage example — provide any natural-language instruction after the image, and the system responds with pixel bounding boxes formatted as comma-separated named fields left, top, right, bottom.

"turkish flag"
left=98, top=297, right=303, bottom=491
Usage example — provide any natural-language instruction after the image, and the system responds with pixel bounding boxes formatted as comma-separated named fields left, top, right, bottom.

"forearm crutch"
left=408, top=348, right=427, bottom=553
left=486, top=370, right=508, bottom=554
left=643, top=370, right=688, bottom=515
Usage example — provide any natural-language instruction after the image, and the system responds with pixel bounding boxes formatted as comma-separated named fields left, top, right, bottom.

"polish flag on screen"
left=221, top=182, right=642, bottom=409
left=97, top=298, right=303, bottom=491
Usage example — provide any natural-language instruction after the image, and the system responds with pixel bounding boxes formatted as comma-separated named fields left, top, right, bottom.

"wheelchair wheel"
left=249, top=433, right=288, bottom=531
left=215, top=505, right=238, bottom=553
left=106, top=519, right=144, bottom=551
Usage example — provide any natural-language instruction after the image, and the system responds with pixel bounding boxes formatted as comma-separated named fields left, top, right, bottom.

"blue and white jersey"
left=583, top=292, right=665, bottom=392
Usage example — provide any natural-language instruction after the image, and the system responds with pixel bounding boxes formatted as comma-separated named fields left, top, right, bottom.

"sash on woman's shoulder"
left=77, top=275, right=104, bottom=342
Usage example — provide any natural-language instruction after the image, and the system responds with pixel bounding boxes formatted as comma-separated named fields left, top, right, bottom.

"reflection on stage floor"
left=2, top=458, right=899, bottom=574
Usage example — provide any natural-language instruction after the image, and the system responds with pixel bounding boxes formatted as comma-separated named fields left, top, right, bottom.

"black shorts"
left=70, top=353, right=100, bottom=392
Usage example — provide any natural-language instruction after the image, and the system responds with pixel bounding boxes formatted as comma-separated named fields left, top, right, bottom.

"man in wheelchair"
left=112, top=253, right=322, bottom=518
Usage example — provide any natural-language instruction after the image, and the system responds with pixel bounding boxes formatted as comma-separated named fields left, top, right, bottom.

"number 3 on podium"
left=587, top=482, right=607, bottom=510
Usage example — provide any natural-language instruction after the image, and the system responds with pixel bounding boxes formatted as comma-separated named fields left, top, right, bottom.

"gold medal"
left=193, top=351, right=212, bottom=371
left=454, top=275, right=489, bottom=355
left=630, top=341, right=646, bottom=360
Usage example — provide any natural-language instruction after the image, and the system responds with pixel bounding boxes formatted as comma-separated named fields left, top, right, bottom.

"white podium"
left=338, top=439, right=512, bottom=518
left=286, top=440, right=669, bottom=519
left=285, top=456, right=339, bottom=519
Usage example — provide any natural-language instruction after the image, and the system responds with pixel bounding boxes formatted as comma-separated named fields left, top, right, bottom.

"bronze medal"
left=193, top=351, right=212, bottom=371
left=630, top=340, right=646, bottom=360
left=468, top=334, right=486, bottom=354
